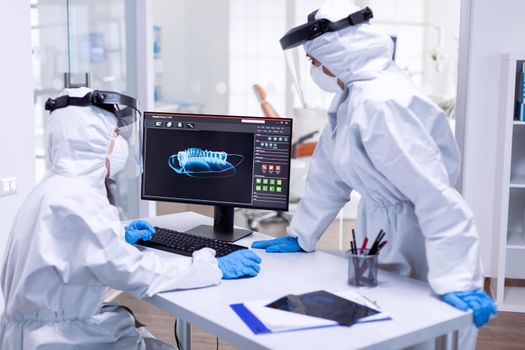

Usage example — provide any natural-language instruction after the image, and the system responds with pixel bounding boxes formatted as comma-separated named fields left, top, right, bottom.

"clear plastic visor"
left=284, top=45, right=336, bottom=109
left=113, top=108, right=143, bottom=180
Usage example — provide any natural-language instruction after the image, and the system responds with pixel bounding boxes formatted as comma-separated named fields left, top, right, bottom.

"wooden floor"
left=114, top=209, right=525, bottom=349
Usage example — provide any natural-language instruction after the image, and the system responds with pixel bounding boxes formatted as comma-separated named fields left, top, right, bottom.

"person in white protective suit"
left=0, top=87, right=261, bottom=349
left=252, top=1, right=496, bottom=348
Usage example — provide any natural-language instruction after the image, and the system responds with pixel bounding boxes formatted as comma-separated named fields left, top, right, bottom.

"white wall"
left=153, top=0, right=229, bottom=114
left=0, top=1, right=35, bottom=309
left=459, top=0, right=525, bottom=276
left=184, top=0, right=229, bottom=114
left=423, top=0, right=460, bottom=102
left=229, top=0, right=287, bottom=117
left=368, top=0, right=425, bottom=86
left=152, top=0, right=187, bottom=103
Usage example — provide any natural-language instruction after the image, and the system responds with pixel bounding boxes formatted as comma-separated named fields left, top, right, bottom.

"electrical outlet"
left=0, top=177, right=17, bottom=198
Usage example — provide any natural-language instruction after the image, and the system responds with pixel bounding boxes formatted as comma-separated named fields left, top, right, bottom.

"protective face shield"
left=280, top=7, right=373, bottom=106
left=107, top=134, right=129, bottom=179
left=45, top=90, right=142, bottom=180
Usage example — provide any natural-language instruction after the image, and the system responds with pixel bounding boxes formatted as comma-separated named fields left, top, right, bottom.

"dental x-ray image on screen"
left=168, top=147, right=245, bottom=178
left=143, top=128, right=255, bottom=205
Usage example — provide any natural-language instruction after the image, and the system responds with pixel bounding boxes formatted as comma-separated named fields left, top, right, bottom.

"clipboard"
left=230, top=290, right=392, bottom=335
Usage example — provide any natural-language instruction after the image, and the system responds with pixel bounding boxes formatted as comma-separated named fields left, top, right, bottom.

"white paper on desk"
left=243, top=290, right=390, bottom=333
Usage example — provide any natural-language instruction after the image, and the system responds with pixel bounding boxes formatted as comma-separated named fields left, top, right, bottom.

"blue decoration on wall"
left=168, top=148, right=244, bottom=178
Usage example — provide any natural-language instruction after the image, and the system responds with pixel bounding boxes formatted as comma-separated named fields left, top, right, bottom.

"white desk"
left=141, top=212, right=470, bottom=350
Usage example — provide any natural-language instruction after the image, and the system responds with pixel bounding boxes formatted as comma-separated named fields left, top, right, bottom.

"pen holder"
left=347, top=249, right=378, bottom=287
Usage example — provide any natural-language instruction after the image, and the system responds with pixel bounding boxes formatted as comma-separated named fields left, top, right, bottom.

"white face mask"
left=107, top=135, right=129, bottom=178
left=310, top=64, right=342, bottom=93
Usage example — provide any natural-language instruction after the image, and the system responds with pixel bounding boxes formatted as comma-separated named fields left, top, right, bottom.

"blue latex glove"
left=442, top=290, right=497, bottom=328
left=251, top=236, right=303, bottom=253
left=217, top=250, right=262, bottom=279
left=125, top=220, right=156, bottom=244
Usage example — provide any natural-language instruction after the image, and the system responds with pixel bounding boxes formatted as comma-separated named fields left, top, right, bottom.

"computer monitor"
left=141, top=112, right=293, bottom=242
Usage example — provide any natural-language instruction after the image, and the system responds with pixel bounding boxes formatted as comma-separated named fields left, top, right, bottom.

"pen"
left=369, top=230, right=386, bottom=255
left=376, top=232, right=385, bottom=248
left=368, top=230, right=381, bottom=255
left=352, top=229, right=357, bottom=254
left=377, top=230, right=385, bottom=242
left=359, top=237, right=368, bottom=254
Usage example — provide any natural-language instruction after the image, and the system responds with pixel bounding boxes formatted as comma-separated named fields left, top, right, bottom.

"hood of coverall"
left=304, top=0, right=394, bottom=86
left=45, top=87, right=117, bottom=187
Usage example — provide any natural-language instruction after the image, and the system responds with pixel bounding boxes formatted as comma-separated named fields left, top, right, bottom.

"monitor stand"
left=185, top=205, right=252, bottom=242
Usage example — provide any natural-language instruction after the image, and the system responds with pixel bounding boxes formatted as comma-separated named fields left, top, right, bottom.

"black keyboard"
left=136, top=226, right=247, bottom=257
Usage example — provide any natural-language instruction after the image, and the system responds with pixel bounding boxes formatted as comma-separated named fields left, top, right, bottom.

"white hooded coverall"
left=0, top=88, right=222, bottom=349
left=287, top=1, right=483, bottom=348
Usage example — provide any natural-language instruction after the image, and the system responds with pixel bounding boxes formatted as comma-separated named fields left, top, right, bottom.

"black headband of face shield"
left=279, top=7, right=373, bottom=50
left=45, top=90, right=141, bottom=122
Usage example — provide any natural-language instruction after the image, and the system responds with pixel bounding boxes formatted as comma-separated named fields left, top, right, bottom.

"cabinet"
left=493, top=54, right=525, bottom=312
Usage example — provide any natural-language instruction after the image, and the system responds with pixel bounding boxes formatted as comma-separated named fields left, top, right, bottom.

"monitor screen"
left=141, top=112, right=293, bottom=211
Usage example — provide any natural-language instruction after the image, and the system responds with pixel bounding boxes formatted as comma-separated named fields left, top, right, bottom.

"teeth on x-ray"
left=168, top=147, right=244, bottom=178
